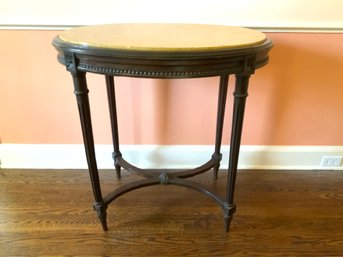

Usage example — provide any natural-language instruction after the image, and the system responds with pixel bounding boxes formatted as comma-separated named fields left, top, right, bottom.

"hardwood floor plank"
left=1, top=169, right=343, bottom=256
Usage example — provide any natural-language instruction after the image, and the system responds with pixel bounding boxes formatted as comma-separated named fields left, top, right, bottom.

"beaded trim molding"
left=77, top=63, right=231, bottom=77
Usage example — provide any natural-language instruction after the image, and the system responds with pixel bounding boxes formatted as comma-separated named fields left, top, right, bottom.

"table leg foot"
left=223, top=203, right=236, bottom=232
left=224, top=215, right=233, bottom=232
left=112, top=152, right=122, bottom=179
left=213, top=165, right=219, bottom=180
left=93, top=202, right=108, bottom=231
left=211, top=153, right=222, bottom=180
left=115, top=164, right=121, bottom=179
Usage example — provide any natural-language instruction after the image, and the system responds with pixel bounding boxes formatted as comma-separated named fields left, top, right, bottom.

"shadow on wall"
left=97, top=33, right=343, bottom=146
left=119, top=76, right=222, bottom=145
left=129, top=78, right=171, bottom=145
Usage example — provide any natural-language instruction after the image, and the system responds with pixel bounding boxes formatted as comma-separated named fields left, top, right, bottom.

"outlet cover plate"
left=321, top=156, right=343, bottom=167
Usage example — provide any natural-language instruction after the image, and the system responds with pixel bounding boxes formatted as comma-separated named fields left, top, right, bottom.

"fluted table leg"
left=70, top=67, right=108, bottom=231
left=213, top=75, right=230, bottom=179
left=225, top=73, right=251, bottom=231
left=105, top=75, right=122, bottom=179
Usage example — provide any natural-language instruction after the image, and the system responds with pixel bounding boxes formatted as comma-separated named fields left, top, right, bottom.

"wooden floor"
left=1, top=169, right=343, bottom=256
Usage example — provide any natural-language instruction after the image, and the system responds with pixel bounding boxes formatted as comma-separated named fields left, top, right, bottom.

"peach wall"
left=1, top=30, right=343, bottom=146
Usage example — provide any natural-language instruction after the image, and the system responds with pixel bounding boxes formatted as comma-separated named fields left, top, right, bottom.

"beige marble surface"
left=58, top=23, right=266, bottom=51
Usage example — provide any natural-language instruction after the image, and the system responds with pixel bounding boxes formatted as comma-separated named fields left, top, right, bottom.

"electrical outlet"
left=321, top=156, right=343, bottom=167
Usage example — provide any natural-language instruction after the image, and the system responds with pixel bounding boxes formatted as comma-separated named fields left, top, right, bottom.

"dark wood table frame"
left=53, top=35, right=272, bottom=232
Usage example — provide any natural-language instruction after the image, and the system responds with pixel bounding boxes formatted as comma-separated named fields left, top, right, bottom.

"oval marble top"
left=58, top=23, right=267, bottom=52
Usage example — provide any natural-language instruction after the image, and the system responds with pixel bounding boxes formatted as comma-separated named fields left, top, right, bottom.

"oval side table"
left=52, top=23, right=272, bottom=232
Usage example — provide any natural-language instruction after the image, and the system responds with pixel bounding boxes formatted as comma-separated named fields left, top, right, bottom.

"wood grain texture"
left=1, top=169, right=343, bottom=256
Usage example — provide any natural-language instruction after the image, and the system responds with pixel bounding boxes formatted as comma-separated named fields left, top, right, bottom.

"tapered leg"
left=225, top=74, right=251, bottom=231
left=105, top=75, right=122, bottom=179
left=71, top=70, right=108, bottom=231
left=213, top=75, right=230, bottom=179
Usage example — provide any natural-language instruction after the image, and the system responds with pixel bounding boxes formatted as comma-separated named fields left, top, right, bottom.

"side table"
left=52, top=23, right=272, bottom=232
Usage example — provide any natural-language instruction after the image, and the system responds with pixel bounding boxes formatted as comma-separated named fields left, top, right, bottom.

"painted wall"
left=1, top=0, right=343, bottom=147
left=1, top=30, right=343, bottom=146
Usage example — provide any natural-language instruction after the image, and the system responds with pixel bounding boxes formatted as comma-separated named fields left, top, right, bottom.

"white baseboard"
left=1, top=144, right=342, bottom=170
